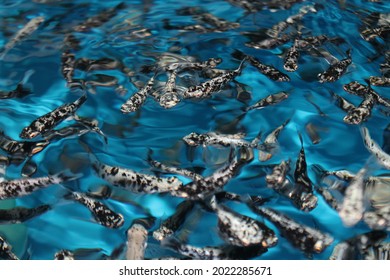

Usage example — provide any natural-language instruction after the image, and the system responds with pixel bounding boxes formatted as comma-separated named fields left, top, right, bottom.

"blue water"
left=0, top=0, right=389, bottom=260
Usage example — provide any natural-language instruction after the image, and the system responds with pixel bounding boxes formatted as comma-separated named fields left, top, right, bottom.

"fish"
left=257, top=119, right=290, bottom=161
left=92, top=156, right=183, bottom=194
left=251, top=207, right=333, bottom=254
left=0, top=235, right=19, bottom=260
left=265, top=160, right=291, bottom=188
left=0, top=205, right=50, bottom=224
left=0, top=172, right=79, bottom=200
left=343, top=81, right=390, bottom=107
left=364, top=205, right=390, bottom=231
left=245, top=34, right=291, bottom=50
left=0, top=131, right=49, bottom=159
left=165, top=57, right=222, bottom=72
left=126, top=218, right=155, bottom=260
left=296, top=35, right=333, bottom=49
left=0, top=16, right=45, bottom=59
left=121, top=76, right=155, bottom=113
left=245, top=91, right=289, bottom=111
left=54, top=250, right=75, bottom=260
left=338, top=167, right=366, bottom=227
left=19, top=95, right=87, bottom=139
left=209, top=195, right=278, bottom=247
left=284, top=39, right=300, bottom=72
left=162, top=238, right=268, bottom=260
left=69, top=192, right=124, bottom=229
left=182, top=131, right=255, bottom=149
left=183, top=59, right=246, bottom=99
left=232, top=50, right=290, bottom=82
left=343, top=93, right=376, bottom=125
left=361, top=127, right=390, bottom=169
left=361, top=26, right=390, bottom=41
left=329, top=231, right=387, bottom=260
left=61, top=50, right=76, bottom=86
left=0, top=84, right=31, bottom=99
left=368, top=76, right=390, bottom=87
left=318, top=49, right=352, bottom=83
left=153, top=200, right=195, bottom=241
left=158, top=70, right=181, bottom=109
left=312, top=164, right=356, bottom=182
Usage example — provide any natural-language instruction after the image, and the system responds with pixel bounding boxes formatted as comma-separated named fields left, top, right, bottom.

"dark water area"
left=0, top=0, right=389, bottom=260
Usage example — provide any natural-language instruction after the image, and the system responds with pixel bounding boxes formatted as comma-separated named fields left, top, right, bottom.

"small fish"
left=0, top=205, right=50, bottom=224
left=266, top=160, right=291, bottom=188
left=183, top=59, right=246, bottom=99
left=361, top=26, right=390, bottom=41
left=20, top=95, right=87, bottom=139
left=0, top=235, right=18, bottom=260
left=364, top=205, right=390, bottom=231
left=0, top=172, right=78, bottom=200
left=153, top=200, right=195, bottom=241
left=92, top=157, right=183, bottom=194
left=257, top=119, right=290, bottom=161
left=318, top=49, right=352, bottom=83
left=361, top=127, right=390, bottom=169
left=183, top=131, right=253, bottom=149
left=343, top=93, right=375, bottom=125
left=0, top=16, right=45, bottom=59
left=54, top=250, right=75, bottom=260
left=312, top=164, right=356, bottom=182
left=126, top=218, right=155, bottom=260
left=245, top=91, right=289, bottom=111
left=316, top=187, right=340, bottom=211
left=339, top=167, right=366, bottom=227
left=121, top=76, right=155, bottom=113
left=0, top=131, right=49, bottom=158
left=163, top=19, right=214, bottom=33
left=61, top=50, right=76, bottom=86
left=369, top=76, right=390, bottom=87
left=245, top=34, right=291, bottom=50
left=284, top=39, right=300, bottom=72
left=344, top=81, right=390, bottom=108
left=165, top=58, right=222, bottom=72
left=159, top=70, right=180, bottom=109
left=69, top=192, right=124, bottom=229
left=251, top=207, right=333, bottom=254
left=210, top=195, right=278, bottom=247
left=232, top=50, right=290, bottom=82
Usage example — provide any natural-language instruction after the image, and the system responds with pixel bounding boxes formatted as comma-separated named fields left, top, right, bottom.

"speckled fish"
left=162, top=238, right=268, bottom=260
left=329, top=231, right=387, bottom=260
left=344, top=81, right=390, bottom=108
left=339, top=167, right=366, bottom=227
left=92, top=157, right=183, bottom=194
left=0, top=131, right=49, bottom=159
left=0, top=235, right=18, bottom=260
left=158, top=70, right=180, bottom=109
left=232, top=50, right=290, bottom=82
left=361, top=26, right=390, bottom=41
left=245, top=34, right=291, bottom=50
left=0, top=16, right=45, bottom=59
left=245, top=91, right=289, bottom=111
left=266, top=160, right=291, bottom=188
left=318, top=49, right=352, bottom=83
left=20, top=95, right=87, bottom=139
left=69, top=192, right=124, bottom=229
left=153, top=200, right=195, bottom=241
left=0, top=205, right=50, bottom=224
left=0, top=172, right=78, bottom=200
left=192, top=12, right=240, bottom=31
left=121, top=76, right=155, bottom=113
left=183, top=59, right=246, bottom=99
left=364, top=205, right=390, bottom=231
left=251, top=207, right=333, bottom=254
left=163, top=19, right=214, bottom=33
left=343, top=92, right=375, bottom=125
left=209, top=195, right=278, bottom=247
left=361, top=127, right=390, bottom=169
left=165, top=57, right=222, bottom=72
left=284, top=39, right=300, bottom=72
left=126, top=218, right=155, bottom=260
left=183, top=131, right=255, bottom=149
left=369, top=76, right=390, bottom=87
left=61, top=50, right=76, bottom=86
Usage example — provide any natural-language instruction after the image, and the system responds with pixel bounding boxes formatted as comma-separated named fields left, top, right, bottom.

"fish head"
left=19, top=127, right=39, bottom=139
left=183, top=132, right=201, bottom=146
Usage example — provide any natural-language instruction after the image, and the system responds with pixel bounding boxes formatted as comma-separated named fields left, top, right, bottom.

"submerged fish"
left=245, top=91, right=289, bottom=111
left=69, top=192, right=124, bottom=229
left=0, top=131, right=49, bottom=159
left=159, top=70, right=180, bottom=109
left=368, top=76, right=390, bottom=87
left=364, top=205, right=390, bottom=231
left=61, top=50, right=76, bottom=86
left=284, top=39, right=300, bottom=72
left=257, top=119, right=290, bottom=161
left=121, top=76, right=155, bottom=113
left=0, top=205, right=50, bottom=224
left=251, top=207, right=333, bottom=254
left=54, top=250, right=75, bottom=260
left=0, top=84, right=31, bottom=99
left=183, top=131, right=255, bottom=149
left=343, top=92, right=376, bottom=125
left=318, top=49, right=352, bottom=83
left=0, top=235, right=18, bottom=260
left=361, top=127, right=390, bottom=169
left=165, top=58, right=222, bottom=72
left=265, top=160, right=291, bottom=188
left=19, top=95, right=87, bottom=139
left=343, top=81, right=390, bottom=108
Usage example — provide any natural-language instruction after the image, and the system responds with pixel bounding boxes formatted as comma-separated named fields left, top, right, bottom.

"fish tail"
left=51, top=170, right=83, bottom=183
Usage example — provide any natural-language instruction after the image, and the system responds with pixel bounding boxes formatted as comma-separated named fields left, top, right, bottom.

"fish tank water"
left=0, top=0, right=389, bottom=260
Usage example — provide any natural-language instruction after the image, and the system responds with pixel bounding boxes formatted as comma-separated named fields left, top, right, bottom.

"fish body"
left=121, top=76, right=155, bottom=113
left=54, top=250, right=75, bottom=260
left=165, top=58, right=222, bottom=72
left=183, top=131, right=252, bottom=148
left=258, top=119, right=290, bottom=161
left=20, top=95, right=87, bottom=139
left=126, top=223, right=149, bottom=260
left=0, top=205, right=50, bottom=223
left=0, top=131, right=49, bottom=158
left=344, top=81, right=390, bottom=108
left=0, top=84, right=31, bottom=99
left=343, top=93, right=375, bottom=124
left=266, top=160, right=291, bottom=188
left=369, top=76, right=390, bottom=87
left=0, top=235, right=18, bottom=260
left=246, top=91, right=289, bottom=111
left=329, top=90, right=356, bottom=113
left=361, top=26, right=390, bottom=41
left=159, top=70, right=180, bottom=109
left=70, top=192, right=124, bottom=228
left=361, top=127, right=390, bottom=169
left=318, top=49, right=352, bottom=83
left=284, top=39, right=300, bottom=72
left=61, top=50, right=76, bottom=85
left=245, top=34, right=290, bottom=50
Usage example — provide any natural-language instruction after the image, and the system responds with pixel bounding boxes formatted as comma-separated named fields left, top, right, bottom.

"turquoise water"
left=0, top=0, right=389, bottom=260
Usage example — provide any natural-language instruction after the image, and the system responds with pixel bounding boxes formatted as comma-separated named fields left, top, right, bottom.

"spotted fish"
left=54, top=250, right=75, bottom=260
left=0, top=235, right=18, bottom=260
left=165, top=58, right=222, bottom=72
left=0, top=205, right=50, bottom=224
left=257, top=119, right=290, bottom=161
left=369, top=76, right=390, bottom=87
left=364, top=205, right=390, bottom=231
left=284, top=39, right=300, bottom=72
left=159, top=70, right=180, bottom=109
left=266, top=160, right=291, bottom=188
left=20, top=95, right=87, bottom=139
left=361, top=127, right=390, bottom=169
left=318, top=49, right=352, bottom=83
left=126, top=218, right=155, bottom=260
left=245, top=91, right=289, bottom=111
left=121, top=76, right=155, bottom=113
left=343, top=92, right=376, bottom=125
left=183, top=131, right=255, bottom=149
left=343, top=81, right=390, bottom=108
left=69, top=192, right=124, bottom=229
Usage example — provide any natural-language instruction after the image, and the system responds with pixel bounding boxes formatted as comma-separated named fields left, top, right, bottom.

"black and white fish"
left=54, top=250, right=75, bottom=260
left=0, top=235, right=18, bottom=260
left=183, top=59, right=246, bottom=99
left=0, top=131, right=49, bottom=159
left=20, top=95, right=87, bottom=139
left=121, top=76, right=155, bottom=113
left=361, top=127, right=390, bottom=169
left=158, top=70, right=180, bottom=109
left=364, top=206, right=390, bottom=231
left=265, top=160, right=291, bottom=188
left=245, top=34, right=291, bottom=50
left=343, top=81, right=390, bottom=108
left=209, top=195, right=278, bottom=247
left=284, top=39, right=300, bottom=72
left=126, top=218, right=155, bottom=260
left=251, top=207, right=333, bottom=254
left=68, top=192, right=124, bottom=229
left=318, top=49, right=352, bottom=83
left=232, top=50, right=290, bottom=82
left=0, top=172, right=78, bottom=200
left=361, top=26, right=390, bottom=41
left=0, top=16, right=45, bottom=59
left=192, top=12, right=240, bottom=31
left=339, top=167, right=366, bottom=227
left=296, top=35, right=337, bottom=49
left=0, top=205, right=50, bottom=224
left=343, top=92, right=376, bottom=125
left=183, top=131, right=255, bottom=149
left=245, top=91, right=289, bottom=112
left=163, top=19, right=214, bottom=33
left=165, top=58, right=222, bottom=72
left=153, top=200, right=195, bottom=241
left=369, top=76, right=390, bottom=87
